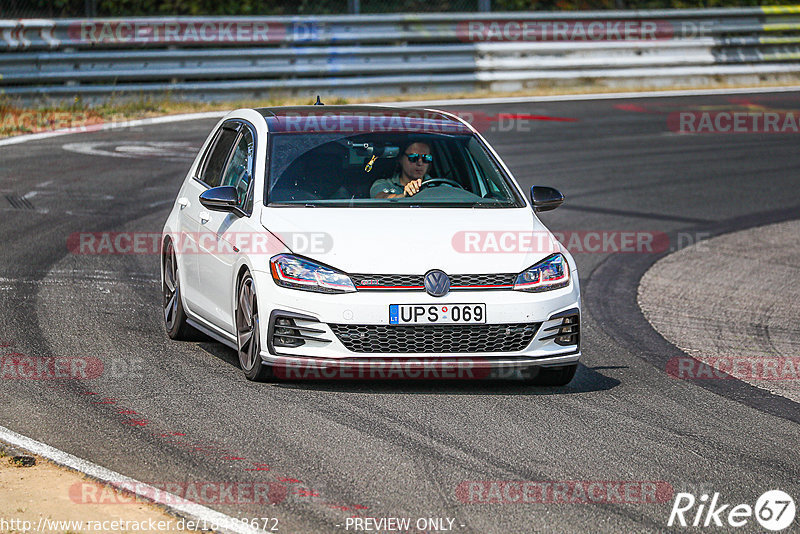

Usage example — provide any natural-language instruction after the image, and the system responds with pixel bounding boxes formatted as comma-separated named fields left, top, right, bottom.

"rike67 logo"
left=668, top=490, right=796, bottom=531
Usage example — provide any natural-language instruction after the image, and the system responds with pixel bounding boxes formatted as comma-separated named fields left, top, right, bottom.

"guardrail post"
left=348, top=0, right=361, bottom=15
left=478, top=0, right=491, bottom=12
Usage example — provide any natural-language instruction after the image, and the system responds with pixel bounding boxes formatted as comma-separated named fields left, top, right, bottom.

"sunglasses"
left=405, top=153, right=433, bottom=163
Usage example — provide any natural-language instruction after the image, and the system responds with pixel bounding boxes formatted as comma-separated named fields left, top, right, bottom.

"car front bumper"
left=252, top=268, right=581, bottom=375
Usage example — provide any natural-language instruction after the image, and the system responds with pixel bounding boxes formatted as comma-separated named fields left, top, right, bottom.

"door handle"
left=199, top=211, right=210, bottom=224
left=177, top=197, right=189, bottom=209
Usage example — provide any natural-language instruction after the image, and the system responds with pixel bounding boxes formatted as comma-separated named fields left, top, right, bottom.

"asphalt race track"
left=1, top=91, right=799, bottom=533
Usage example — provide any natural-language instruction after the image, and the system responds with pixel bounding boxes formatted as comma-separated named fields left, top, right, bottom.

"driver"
left=370, top=141, right=433, bottom=198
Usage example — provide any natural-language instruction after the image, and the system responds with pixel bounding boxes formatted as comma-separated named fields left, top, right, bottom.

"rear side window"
left=199, top=127, right=238, bottom=188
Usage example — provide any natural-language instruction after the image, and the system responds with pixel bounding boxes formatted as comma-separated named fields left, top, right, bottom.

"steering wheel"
left=419, top=178, right=464, bottom=190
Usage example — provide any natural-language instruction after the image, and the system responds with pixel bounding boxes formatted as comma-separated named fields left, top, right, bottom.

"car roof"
left=253, top=105, right=473, bottom=134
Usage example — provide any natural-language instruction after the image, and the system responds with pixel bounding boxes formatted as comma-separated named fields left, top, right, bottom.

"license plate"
left=389, top=304, right=486, bottom=325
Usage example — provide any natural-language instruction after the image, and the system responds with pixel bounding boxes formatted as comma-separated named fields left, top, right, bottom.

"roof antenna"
left=313, top=95, right=324, bottom=106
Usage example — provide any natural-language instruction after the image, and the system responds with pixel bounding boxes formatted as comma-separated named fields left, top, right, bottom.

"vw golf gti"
left=161, top=106, right=581, bottom=384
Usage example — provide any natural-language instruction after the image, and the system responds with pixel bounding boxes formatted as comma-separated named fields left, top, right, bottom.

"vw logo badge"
left=424, top=270, right=450, bottom=297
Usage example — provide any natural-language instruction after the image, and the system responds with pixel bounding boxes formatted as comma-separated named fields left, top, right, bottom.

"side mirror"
left=199, top=186, right=242, bottom=214
left=530, top=186, right=564, bottom=212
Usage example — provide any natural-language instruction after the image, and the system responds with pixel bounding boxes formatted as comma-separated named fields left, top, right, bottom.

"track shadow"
left=272, top=363, right=619, bottom=395
left=196, top=340, right=620, bottom=395
left=197, top=341, right=239, bottom=366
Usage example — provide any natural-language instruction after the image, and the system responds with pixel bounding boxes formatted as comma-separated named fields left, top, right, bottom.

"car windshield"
left=266, top=132, right=524, bottom=208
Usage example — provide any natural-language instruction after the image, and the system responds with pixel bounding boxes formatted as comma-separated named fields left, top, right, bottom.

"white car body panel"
left=260, top=207, right=561, bottom=275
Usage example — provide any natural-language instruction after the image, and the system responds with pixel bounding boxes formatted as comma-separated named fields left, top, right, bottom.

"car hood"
left=261, top=207, right=561, bottom=274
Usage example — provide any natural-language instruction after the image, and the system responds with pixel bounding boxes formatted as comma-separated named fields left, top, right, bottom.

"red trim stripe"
left=356, top=284, right=512, bottom=290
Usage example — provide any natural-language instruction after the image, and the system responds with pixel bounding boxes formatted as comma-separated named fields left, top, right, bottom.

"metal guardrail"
left=2, top=7, right=800, bottom=101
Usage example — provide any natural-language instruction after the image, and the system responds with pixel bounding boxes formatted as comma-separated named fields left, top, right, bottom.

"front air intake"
left=330, top=323, right=540, bottom=353
left=268, top=311, right=331, bottom=350
left=539, top=309, right=580, bottom=347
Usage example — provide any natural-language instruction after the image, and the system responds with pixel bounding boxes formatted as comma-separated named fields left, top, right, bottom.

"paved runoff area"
left=639, top=219, right=800, bottom=403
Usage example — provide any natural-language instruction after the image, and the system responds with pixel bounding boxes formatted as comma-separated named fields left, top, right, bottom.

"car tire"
left=526, top=363, right=577, bottom=386
left=236, top=272, right=273, bottom=382
left=163, top=240, right=195, bottom=340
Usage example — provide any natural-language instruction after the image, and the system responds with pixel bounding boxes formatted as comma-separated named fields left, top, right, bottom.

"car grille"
left=451, top=274, right=516, bottom=288
left=329, top=323, right=540, bottom=353
left=351, top=273, right=516, bottom=290
left=351, top=274, right=423, bottom=288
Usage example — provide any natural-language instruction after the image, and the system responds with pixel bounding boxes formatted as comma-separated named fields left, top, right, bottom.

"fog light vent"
left=540, top=311, right=580, bottom=347
left=268, top=313, right=332, bottom=350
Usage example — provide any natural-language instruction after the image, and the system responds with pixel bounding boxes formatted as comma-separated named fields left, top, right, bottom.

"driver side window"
left=199, top=127, right=238, bottom=187
left=221, top=128, right=255, bottom=213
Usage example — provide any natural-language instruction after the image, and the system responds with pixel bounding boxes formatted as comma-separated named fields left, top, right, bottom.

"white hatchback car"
left=162, top=106, right=581, bottom=384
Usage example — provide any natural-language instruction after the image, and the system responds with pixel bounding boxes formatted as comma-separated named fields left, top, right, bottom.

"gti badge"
left=424, top=270, right=450, bottom=297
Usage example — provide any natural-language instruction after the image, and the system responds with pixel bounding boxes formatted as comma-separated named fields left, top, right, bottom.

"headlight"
left=513, top=253, right=570, bottom=292
left=270, top=254, right=356, bottom=294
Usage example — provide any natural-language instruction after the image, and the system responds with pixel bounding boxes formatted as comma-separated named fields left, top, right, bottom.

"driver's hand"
left=404, top=179, right=422, bottom=197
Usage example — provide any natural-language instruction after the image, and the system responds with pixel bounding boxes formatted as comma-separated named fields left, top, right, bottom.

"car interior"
left=267, top=133, right=513, bottom=204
